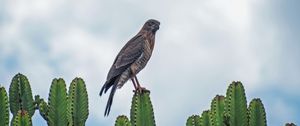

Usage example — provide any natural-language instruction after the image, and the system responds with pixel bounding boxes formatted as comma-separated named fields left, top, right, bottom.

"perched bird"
left=99, top=19, right=160, bottom=116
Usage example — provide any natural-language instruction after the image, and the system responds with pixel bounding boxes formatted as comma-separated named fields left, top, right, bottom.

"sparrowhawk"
left=99, top=19, right=160, bottom=116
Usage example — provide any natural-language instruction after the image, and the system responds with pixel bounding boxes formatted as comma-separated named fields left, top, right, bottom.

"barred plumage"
left=99, top=19, right=160, bottom=116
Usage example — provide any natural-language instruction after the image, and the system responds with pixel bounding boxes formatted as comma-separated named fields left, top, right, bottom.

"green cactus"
left=115, top=115, right=131, bottom=126
left=38, top=99, right=49, bottom=121
left=0, top=86, right=9, bottom=126
left=200, top=110, right=211, bottom=126
left=210, top=95, right=225, bottom=126
left=38, top=78, right=89, bottom=126
left=9, top=73, right=35, bottom=117
left=224, top=81, right=248, bottom=126
left=186, top=115, right=201, bottom=126
left=68, top=77, right=89, bottom=126
left=130, top=90, right=156, bottom=126
left=45, top=78, right=69, bottom=126
left=12, top=110, right=32, bottom=126
left=248, top=98, right=267, bottom=126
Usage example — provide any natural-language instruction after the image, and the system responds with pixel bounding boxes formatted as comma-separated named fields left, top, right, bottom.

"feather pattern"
left=99, top=19, right=160, bottom=116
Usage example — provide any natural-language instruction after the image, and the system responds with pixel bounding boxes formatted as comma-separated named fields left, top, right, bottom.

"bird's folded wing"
left=105, top=35, right=145, bottom=81
left=114, top=35, right=145, bottom=69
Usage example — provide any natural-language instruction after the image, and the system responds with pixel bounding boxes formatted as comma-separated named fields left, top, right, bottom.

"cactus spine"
left=210, top=95, right=225, bottom=126
left=115, top=115, right=131, bottom=126
left=130, top=90, right=156, bottom=126
left=224, top=81, right=248, bottom=126
left=248, top=98, right=266, bottom=126
left=0, top=86, right=9, bottom=126
left=186, top=115, right=201, bottom=126
left=9, top=73, right=35, bottom=117
left=69, top=78, right=89, bottom=126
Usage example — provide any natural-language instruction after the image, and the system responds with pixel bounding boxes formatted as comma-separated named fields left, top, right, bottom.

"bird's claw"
left=133, top=87, right=149, bottom=93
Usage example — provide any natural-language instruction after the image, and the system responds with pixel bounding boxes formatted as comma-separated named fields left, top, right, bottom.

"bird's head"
left=143, top=19, right=160, bottom=33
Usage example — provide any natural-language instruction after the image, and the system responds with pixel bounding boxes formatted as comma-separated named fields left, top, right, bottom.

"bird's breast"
left=130, top=39, right=154, bottom=75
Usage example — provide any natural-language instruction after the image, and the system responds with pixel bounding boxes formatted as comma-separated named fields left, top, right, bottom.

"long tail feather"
left=99, top=76, right=117, bottom=96
left=104, top=83, right=118, bottom=116
left=100, top=76, right=120, bottom=116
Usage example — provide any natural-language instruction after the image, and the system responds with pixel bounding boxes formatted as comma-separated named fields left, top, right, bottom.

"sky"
left=0, top=0, right=300, bottom=125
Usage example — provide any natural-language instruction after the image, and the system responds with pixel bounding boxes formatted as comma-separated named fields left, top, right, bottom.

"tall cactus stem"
left=9, top=73, right=35, bottom=117
left=69, top=77, right=89, bottom=126
left=0, top=86, right=9, bottom=126
left=130, top=90, right=156, bottom=126
left=47, top=78, right=69, bottom=126
left=186, top=115, right=201, bottom=126
left=224, top=81, right=248, bottom=126
left=248, top=98, right=267, bottom=126
left=210, top=95, right=225, bottom=126
left=200, top=110, right=211, bottom=126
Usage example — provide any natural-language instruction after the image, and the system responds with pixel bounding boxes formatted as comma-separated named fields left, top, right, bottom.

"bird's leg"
left=134, top=76, right=147, bottom=93
left=131, top=78, right=138, bottom=90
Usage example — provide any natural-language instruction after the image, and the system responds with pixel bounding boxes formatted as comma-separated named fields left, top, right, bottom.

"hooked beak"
left=152, top=24, right=159, bottom=32
left=155, top=25, right=160, bottom=30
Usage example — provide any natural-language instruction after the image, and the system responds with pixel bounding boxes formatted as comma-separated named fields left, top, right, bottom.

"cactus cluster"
left=0, top=73, right=89, bottom=126
left=38, top=78, right=89, bottom=126
left=186, top=81, right=268, bottom=126
left=115, top=90, right=156, bottom=126
left=0, top=73, right=297, bottom=126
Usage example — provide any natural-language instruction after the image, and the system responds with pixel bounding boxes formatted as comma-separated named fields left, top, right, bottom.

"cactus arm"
left=12, top=110, right=32, bottom=126
left=186, top=115, right=201, bottom=126
left=47, top=78, right=69, bottom=126
left=248, top=98, right=267, bottom=126
left=9, top=73, right=35, bottom=117
left=224, top=81, right=248, bottom=126
left=200, top=110, right=211, bottom=126
left=0, top=87, right=9, bottom=126
left=69, top=77, right=89, bottom=126
left=210, top=95, right=225, bottom=126
left=115, top=115, right=131, bottom=126
left=130, top=90, right=156, bottom=126
left=38, top=99, right=49, bottom=121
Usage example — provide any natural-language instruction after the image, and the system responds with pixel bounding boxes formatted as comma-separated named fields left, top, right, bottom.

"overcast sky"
left=1, top=0, right=299, bottom=125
